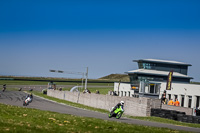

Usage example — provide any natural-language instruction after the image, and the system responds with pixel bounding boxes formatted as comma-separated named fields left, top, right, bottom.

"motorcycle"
left=23, top=97, right=32, bottom=106
left=108, top=106, right=124, bottom=119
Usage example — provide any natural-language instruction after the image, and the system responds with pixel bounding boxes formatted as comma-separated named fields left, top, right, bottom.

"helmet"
left=120, top=101, right=124, bottom=105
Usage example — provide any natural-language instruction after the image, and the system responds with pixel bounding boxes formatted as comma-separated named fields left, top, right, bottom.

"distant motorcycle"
left=23, top=97, right=32, bottom=106
left=108, top=106, right=124, bottom=119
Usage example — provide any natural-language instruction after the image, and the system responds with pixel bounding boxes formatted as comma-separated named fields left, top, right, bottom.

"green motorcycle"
left=108, top=106, right=124, bottom=119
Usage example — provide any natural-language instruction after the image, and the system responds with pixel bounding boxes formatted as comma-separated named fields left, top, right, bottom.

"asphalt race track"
left=0, top=90, right=200, bottom=132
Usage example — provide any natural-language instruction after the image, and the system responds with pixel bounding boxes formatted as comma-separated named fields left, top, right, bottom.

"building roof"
left=126, top=69, right=193, bottom=79
left=133, top=59, right=192, bottom=66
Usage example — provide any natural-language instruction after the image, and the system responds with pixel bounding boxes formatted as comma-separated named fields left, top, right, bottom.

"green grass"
left=31, top=91, right=200, bottom=129
left=0, top=80, right=114, bottom=86
left=0, top=80, right=49, bottom=85
left=0, top=103, right=190, bottom=133
left=63, top=87, right=112, bottom=95
left=86, top=87, right=112, bottom=95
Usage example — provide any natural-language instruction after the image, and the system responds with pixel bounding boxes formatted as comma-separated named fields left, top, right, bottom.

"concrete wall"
left=47, top=89, right=151, bottom=116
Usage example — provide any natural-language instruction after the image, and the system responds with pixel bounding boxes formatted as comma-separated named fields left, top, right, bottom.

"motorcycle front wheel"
left=116, top=112, right=122, bottom=119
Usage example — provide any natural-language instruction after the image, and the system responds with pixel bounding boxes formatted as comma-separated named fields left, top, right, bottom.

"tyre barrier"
left=151, top=108, right=200, bottom=124
left=42, top=89, right=47, bottom=94
left=196, top=109, right=200, bottom=116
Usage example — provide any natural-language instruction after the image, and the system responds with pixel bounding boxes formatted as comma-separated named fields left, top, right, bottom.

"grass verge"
left=0, top=103, right=190, bottom=133
left=31, top=91, right=109, bottom=114
left=63, top=87, right=112, bottom=95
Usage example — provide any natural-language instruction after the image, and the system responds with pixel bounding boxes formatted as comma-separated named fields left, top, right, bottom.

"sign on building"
left=166, top=70, right=173, bottom=90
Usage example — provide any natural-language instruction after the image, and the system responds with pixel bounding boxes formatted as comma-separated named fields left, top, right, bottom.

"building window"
left=143, top=83, right=160, bottom=94
left=143, top=63, right=151, bottom=69
left=155, top=84, right=160, bottom=94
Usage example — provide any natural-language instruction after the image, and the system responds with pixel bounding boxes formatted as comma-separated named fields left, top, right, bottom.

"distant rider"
left=2, top=84, right=6, bottom=92
left=30, top=93, right=33, bottom=99
left=111, top=101, right=124, bottom=113
left=26, top=94, right=30, bottom=99
left=25, top=93, right=33, bottom=103
left=25, top=94, right=31, bottom=104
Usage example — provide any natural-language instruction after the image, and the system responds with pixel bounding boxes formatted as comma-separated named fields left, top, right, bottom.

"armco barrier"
left=47, top=90, right=151, bottom=116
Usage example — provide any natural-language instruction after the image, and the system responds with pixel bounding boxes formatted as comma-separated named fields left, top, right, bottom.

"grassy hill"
left=99, top=74, right=130, bottom=82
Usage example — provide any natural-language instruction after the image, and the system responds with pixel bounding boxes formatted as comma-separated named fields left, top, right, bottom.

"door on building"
left=181, top=95, right=185, bottom=107
left=196, top=96, right=200, bottom=108
left=188, top=96, right=192, bottom=108
left=168, top=94, right=171, bottom=100
left=175, top=95, right=177, bottom=100
left=150, top=84, right=154, bottom=93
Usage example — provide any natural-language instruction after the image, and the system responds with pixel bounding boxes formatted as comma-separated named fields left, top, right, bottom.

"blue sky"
left=0, top=0, right=200, bottom=81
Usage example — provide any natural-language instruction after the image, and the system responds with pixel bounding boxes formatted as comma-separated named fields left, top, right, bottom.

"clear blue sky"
left=0, top=0, right=200, bottom=81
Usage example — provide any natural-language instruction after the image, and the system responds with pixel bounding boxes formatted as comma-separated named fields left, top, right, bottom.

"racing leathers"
left=111, top=103, right=124, bottom=113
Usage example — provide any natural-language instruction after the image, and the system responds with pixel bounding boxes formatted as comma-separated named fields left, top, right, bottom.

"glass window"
left=155, top=84, right=160, bottom=94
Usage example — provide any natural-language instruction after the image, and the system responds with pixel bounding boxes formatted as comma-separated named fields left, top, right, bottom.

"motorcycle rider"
left=30, top=93, right=33, bottom=99
left=25, top=94, right=31, bottom=104
left=26, top=94, right=30, bottom=99
left=2, top=84, right=6, bottom=92
left=111, top=101, right=124, bottom=113
left=25, top=93, right=33, bottom=104
left=29, top=93, right=33, bottom=102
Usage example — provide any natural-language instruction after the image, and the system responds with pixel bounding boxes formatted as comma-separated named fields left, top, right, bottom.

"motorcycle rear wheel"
left=108, top=112, right=113, bottom=118
left=23, top=101, right=26, bottom=106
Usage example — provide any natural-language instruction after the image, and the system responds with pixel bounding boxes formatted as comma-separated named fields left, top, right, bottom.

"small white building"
left=114, top=59, right=200, bottom=109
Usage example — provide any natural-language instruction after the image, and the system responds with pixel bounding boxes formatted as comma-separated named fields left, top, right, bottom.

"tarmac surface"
left=0, top=90, right=200, bottom=132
